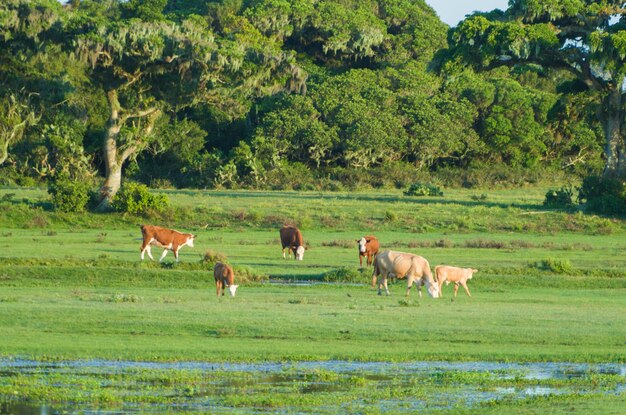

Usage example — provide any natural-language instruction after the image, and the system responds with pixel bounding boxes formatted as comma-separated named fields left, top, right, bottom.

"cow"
left=279, top=225, right=305, bottom=260
left=372, top=250, right=439, bottom=298
left=435, top=265, right=477, bottom=297
left=214, top=262, right=239, bottom=297
left=357, top=235, right=379, bottom=267
left=140, top=225, right=196, bottom=262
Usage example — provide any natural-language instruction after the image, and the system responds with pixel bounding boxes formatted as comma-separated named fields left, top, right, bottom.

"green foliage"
left=0, top=0, right=620, bottom=193
left=322, top=267, right=369, bottom=283
left=202, top=249, right=228, bottom=265
left=448, top=2, right=626, bottom=179
left=404, top=182, right=443, bottom=197
left=539, top=258, right=573, bottom=274
left=578, top=176, right=626, bottom=216
left=543, top=186, right=574, bottom=209
left=111, top=182, right=169, bottom=215
left=47, top=174, right=90, bottom=213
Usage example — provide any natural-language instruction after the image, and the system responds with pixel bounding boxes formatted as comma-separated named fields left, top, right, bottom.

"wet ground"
left=1, top=359, right=624, bottom=414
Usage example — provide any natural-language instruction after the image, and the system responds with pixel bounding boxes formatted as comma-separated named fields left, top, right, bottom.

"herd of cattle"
left=139, top=224, right=477, bottom=299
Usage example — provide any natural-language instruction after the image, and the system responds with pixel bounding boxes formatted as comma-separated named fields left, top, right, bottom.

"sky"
left=426, top=0, right=509, bottom=27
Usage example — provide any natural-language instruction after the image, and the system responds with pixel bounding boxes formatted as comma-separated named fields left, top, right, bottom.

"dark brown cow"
left=279, top=225, right=305, bottom=260
left=356, top=235, right=379, bottom=267
left=214, top=262, right=239, bottom=297
left=140, top=225, right=196, bottom=262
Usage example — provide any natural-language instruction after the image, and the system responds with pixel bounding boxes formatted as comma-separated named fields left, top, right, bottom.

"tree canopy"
left=447, top=0, right=626, bottom=179
left=0, top=0, right=621, bottom=197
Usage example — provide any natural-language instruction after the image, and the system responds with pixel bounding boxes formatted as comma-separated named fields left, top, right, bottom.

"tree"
left=67, top=2, right=304, bottom=210
left=447, top=0, right=626, bottom=179
left=0, top=91, right=39, bottom=166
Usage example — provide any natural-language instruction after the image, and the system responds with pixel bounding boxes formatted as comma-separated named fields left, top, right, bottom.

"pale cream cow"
left=372, top=250, right=439, bottom=298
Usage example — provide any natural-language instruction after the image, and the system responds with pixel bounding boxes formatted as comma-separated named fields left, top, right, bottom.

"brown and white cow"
left=372, top=250, right=439, bottom=298
left=214, top=262, right=239, bottom=297
left=140, top=225, right=196, bottom=262
left=279, top=225, right=305, bottom=260
left=357, top=235, right=379, bottom=267
left=435, top=265, right=477, bottom=297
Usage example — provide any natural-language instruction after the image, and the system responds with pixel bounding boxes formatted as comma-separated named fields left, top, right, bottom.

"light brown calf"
left=435, top=265, right=477, bottom=297
left=214, top=262, right=239, bottom=297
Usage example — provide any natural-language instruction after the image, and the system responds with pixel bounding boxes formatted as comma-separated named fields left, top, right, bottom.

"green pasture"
left=0, top=186, right=624, bottom=413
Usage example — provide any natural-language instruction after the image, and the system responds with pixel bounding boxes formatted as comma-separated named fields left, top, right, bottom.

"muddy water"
left=1, top=359, right=624, bottom=414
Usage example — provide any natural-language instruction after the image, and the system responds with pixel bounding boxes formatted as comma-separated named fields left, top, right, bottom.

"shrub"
left=543, top=186, right=574, bottom=209
left=404, top=182, right=443, bottom=197
left=539, top=258, right=573, bottom=274
left=322, top=267, right=369, bottom=283
left=577, top=176, right=626, bottom=216
left=48, top=175, right=90, bottom=213
left=202, top=249, right=228, bottom=265
left=112, top=182, right=169, bottom=215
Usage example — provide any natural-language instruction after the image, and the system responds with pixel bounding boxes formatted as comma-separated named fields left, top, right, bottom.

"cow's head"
left=295, top=245, right=305, bottom=260
left=426, top=279, right=440, bottom=298
left=228, top=284, right=239, bottom=297
left=186, top=234, right=196, bottom=248
left=468, top=269, right=478, bottom=279
left=357, top=237, right=367, bottom=253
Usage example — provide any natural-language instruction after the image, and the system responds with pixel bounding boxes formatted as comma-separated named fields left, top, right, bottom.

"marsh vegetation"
left=0, top=187, right=624, bottom=413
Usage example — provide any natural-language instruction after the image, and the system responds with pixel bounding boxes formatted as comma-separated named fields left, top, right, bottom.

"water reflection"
left=1, top=359, right=624, bottom=415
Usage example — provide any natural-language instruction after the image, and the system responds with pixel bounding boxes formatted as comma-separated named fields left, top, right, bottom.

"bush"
left=577, top=176, right=626, bottom=216
left=48, top=175, right=90, bottom=213
left=539, top=258, right=573, bottom=274
left=112, top=182, right=169, bottom=215
left=322, top=267, right=369, bottom=283
left=404, top=182, right=443, bottom=197
left=202, top=249, right=228, bottom=265
left=543, top=186, right=574, bottom=209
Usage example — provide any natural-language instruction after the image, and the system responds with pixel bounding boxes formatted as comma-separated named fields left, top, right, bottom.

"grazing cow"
left=372, top=250, right=439, bottom=298
left=356, top=235, right=379, bottom=267
left=140, top=225, right=196, bottom=262
left=214, top=262, right=239, bottom=297
left=279, top=225, right=305, bottom=260
left=435, top=265, right=477, bottom=297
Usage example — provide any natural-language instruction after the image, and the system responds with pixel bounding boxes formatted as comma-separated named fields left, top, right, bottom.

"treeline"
left=0, top=0, right=624, bottom=210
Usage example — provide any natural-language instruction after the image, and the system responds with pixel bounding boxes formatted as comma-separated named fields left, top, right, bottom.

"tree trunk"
left=96, top=90, right=123, bottom=212
left=96, top=89, right=161, bottom=211
left=602, top=88, right=626, bottom=180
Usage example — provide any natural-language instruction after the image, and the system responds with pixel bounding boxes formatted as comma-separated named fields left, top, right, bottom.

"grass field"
left=0, top=186, right=624, bottom=413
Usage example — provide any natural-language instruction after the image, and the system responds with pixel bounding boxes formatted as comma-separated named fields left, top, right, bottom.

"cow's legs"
left=173, top=249, right=179, bottom=263
left=216, top=280, right=223, bottom=297
left=453, top=283, right=459, bottom=297
left=377, top=276, right=390, bottom=296
left=461, top=282, right=471, bottom=297
left=359, top=255, right=363, bottom=267
left=141, top=245, right=154, bottom=261
left=159, top=249, right=169, bottom=262
left=437, top=279, right=445, bottom=298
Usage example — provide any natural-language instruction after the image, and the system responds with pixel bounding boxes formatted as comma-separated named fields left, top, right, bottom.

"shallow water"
left=1, top=359, right=624, bottom=414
